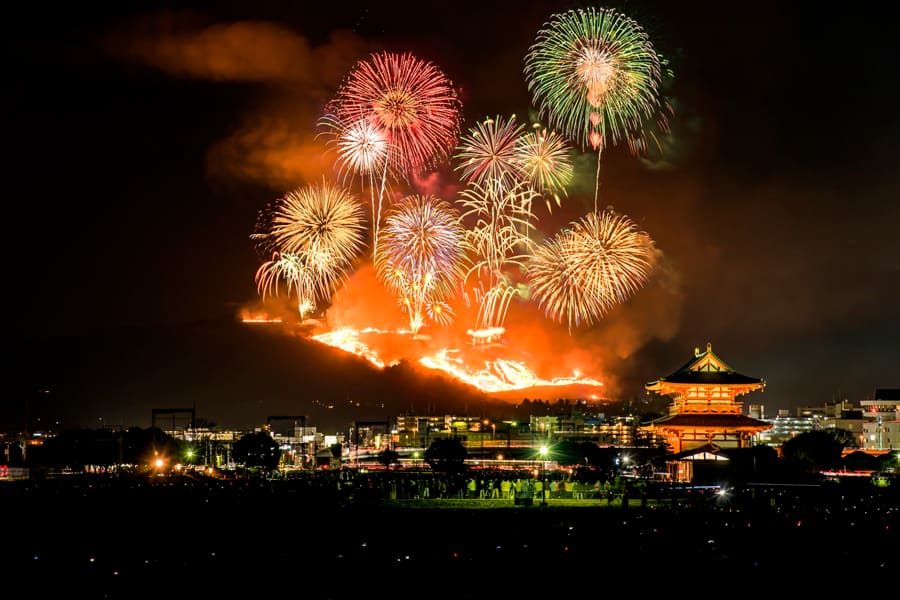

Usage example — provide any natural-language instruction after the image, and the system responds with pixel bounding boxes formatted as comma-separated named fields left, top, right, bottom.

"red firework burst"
left=330, top=51, right=462, bottom=180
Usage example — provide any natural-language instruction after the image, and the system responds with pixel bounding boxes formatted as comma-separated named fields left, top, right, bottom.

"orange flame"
left=309, top=326, right=603, bottom=395
left=240, top=309, right=283, bottom=324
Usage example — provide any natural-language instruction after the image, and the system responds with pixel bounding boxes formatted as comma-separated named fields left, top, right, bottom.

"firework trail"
left=524, top=7, right=665, bottom=210
left=457, top=181, right=536, bottom=337
left=327, top=51, right=462, bottom=255
left=526, top=209, right=654, bottom=330
left=253, top=180, right=367, bottom=318
left=375, top=195, right=468, bottom=335
left=453, top=116, right=572, bottom=340
left=255, top=251, right=319, bottom=319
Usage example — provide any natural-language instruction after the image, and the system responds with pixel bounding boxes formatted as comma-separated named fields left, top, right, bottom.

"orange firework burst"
left=526, top=209, right=655, bottom=329
left=253, top=180, right=367, bottom=319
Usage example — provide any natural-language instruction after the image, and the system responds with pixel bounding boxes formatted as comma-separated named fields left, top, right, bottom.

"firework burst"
left=524, top=7, right=663, bottom=153
left=254, top=252, right=318, bottom=319
left=515, top=125, right=574, bottom=208
left=253, top=181, right=367, bottom=318
left=331, top=51, right=462, bottom=180
left=319, top=113, right=389, bottom=180
left=523, top=235, right=586, bottom=331
left=318, top=112, right=392, bottom=254
left=526, top=209, right=655, bottom=329
left=454, top=115, right=525, bottom=193
left=375, top=195, right=468, bottom=335
left=525, top=7, right=666, bottom=211
left=270, top=180, right=367, bottom=266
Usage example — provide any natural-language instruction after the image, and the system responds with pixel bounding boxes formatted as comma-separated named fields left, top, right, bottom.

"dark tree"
left=28, top=427, right=180, bottom=470
left=123, top=427, right=180, bottom=466
left=718, top=445, right=781, bottom=482
left=551, top=440, right=585, bottom=466
left=377, top=448, right=400, bottom=469
left=424, top=437, right=468, bottom=473
left=232, top=431, right=281, bottom=472
left=782, top=429, right=851, bottom=473
left=841, top=450, right=882, bottom=472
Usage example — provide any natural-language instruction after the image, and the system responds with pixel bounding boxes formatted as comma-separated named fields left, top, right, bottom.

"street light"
left=506, top=421, right=517, bottom=449
left=539, top=445, right=549, bottom=506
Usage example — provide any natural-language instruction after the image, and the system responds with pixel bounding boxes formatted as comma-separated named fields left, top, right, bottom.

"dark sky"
left=4, top=1, right=899, bottom=433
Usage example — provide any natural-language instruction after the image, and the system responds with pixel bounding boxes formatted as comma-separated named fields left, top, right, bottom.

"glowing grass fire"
left=310, top=327, right=603, bottom=394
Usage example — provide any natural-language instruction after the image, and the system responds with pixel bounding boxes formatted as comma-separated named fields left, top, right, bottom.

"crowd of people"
left=1, top=466, right=896, bottom=597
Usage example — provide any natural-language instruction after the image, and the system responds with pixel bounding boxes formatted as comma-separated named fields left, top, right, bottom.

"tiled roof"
left=646, top=342, right=764, bottom=389
left=649, top=371, right=763, bottom=385
left=647, top=413, right=772, bottom=429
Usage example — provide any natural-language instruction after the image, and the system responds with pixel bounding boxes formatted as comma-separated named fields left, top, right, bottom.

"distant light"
left=539, top=446, right=549, bottom=457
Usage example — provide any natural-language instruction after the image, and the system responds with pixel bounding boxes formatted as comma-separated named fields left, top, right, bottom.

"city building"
left=861, top=388, right=900, bottom=450
left=757, top=409, right=818, bottom=446
left=752, top=400, right=865, bottom=448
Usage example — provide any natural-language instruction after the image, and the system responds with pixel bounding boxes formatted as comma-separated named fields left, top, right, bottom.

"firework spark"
left=375, top=195, right=468, bottom=335
left=525, top=7, right=666, bottom=210
left=270, top=180, right=367, bottom=264
left=318, top=112, right=392, bottom=254
left=526, top=209, right=654, bottom=329
left=524, top=7, right=663, bottom=153
left=454, top=115, right=525, bottom=193
left=457, top=181, right=536, bottom=336
left=254, top=181, right=367, bottom=318
left=331, top=51, right=462, bottom=181
left=515, top=125, right=574, bottom=208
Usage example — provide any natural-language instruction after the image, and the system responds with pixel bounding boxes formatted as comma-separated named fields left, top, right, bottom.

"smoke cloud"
left=105, top=12, right=369, bottom=190
left=105, top=14, right=365, bottom=85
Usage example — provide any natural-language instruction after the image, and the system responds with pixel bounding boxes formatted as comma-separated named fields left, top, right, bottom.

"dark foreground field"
left=2, top=472, right=897, bottom=598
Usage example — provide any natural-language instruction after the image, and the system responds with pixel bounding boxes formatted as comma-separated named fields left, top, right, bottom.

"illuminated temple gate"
left=643, top=343, right=772, bottom=468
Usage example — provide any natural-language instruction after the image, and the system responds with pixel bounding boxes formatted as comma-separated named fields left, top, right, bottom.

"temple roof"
left=665, top=442, right=723, bottom=461
left=646, top=413, right=772, bottom=430
left=646, top=342, right=765, bottom=389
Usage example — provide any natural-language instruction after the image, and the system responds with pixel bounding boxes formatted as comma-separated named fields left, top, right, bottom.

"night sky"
left=5, top=1, right=898, bottom=433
